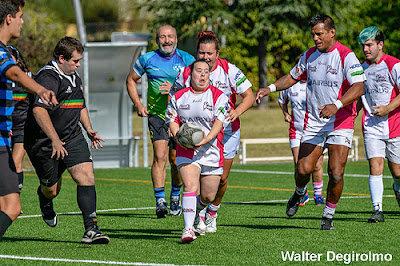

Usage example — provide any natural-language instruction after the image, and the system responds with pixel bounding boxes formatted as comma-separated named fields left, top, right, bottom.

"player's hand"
left=86, top=128, right=105, bottom=150
left=136, top=104, right=148, bottom=117
left=37, top=88, right=58, bottom=106
left=159, top=81, right=172, bottom=95
left=194, top=132, right=207, bottom=148
left=255, top=88, right=271, bottom=104
left=372, top=105, right=390, bottom=117
left=284, top=112, right=292, bottom=123
left=227, top=108, right=240, bottom=122
left=51, top=139, right=68, bottom=160
left=318, top=104, right=338, bottom=119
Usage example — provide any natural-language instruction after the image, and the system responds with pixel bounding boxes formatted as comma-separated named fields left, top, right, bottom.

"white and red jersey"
left=278, top=82, right=307, bottom=140
left=361, top=53, right=400, bottom=139
left=172, top=58, right=252, bottom=133
left=290, top=41, right=366, bottom=133
left=166, top=85, right=229, bottom=167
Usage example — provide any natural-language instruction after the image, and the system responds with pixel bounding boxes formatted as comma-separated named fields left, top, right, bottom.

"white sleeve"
left=290, top=52, right=307, bottom=80
left=278, top=89, right=288, bottom=104
left=165, top=96, right=179, bottom=124
left=344, top=52, right=366, bottom=85
left=227, top=63, right=252, bottom=95
left=170, top=67, right=188, bottom=98
left=214, top=94, right=230, bottom=128
left=391, top=62, right=400, bottom=89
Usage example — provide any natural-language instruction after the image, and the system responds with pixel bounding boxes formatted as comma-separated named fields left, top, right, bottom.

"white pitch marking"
left=0, top=255, right=209, bottom=266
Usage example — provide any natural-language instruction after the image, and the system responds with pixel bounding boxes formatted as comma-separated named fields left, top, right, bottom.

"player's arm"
left=5, top=66, right=58, bottom=106
left=256, top=74, right=297, bottom=103
left=372, top=65, right=400, bottom=117
left=80, top=107, right=104, bottom=150
left=169, top=122, right=180, bottom=139
left=195, top=120, right=223, bottom=147
left=279, top=100, right=291, bottom=123
left=227, top=88, right=255, bottom=122
left=319, top=82, right=364, bottom=119
left=32, top=106, right=68, bottom=160
left=126, top=70, right=148, bottom=117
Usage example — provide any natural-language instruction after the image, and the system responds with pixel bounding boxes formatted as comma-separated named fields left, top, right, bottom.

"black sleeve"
left=33, top=71, right=59, bottom=110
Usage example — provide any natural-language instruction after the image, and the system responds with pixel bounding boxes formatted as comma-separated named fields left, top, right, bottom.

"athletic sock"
left=37, top=186, right=53, bottom=210
left=77, top=186, right=98, bottom=231
left=207, top=203, right=220, bottom=216
left=323, top=201, right=337, bottom=219
left=199, top=207, right=207, bottom=220
left=369, top=175, right=383, bottom=211
left=182, top=192, right=196, bottom=229
left=17, top=172, right=24, bottom=191
left=0, top=211, right=12, bottom=239
left=170, top=183, right=182, bottom=198
left=393, top=177, right=400, bottom=192
left=196, top=195, right=207, bottom=219
left=295, top=185, right=306, bottom=196
left=154, top=187, right=166, bottom=204
left=312, top=181, right=323, bottom=196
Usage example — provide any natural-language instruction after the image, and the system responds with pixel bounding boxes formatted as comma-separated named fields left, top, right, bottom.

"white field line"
left=0, top=255, right=209, bottom=266
left=230, top=169, right=393, bottom=179
left=18, top=195, right=394, bottom=220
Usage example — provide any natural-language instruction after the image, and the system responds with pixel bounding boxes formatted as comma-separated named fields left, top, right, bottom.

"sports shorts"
left=0, top=146, right=19, bottom=196
left=148, top=114, right=169, bottom=143
left=27, top=138, right=92, bottom=187
left=223, top=129, right=240, bottom=159
left=301, top=129, right=354, bottom=149
left=364, top=137, right=400, bottom=164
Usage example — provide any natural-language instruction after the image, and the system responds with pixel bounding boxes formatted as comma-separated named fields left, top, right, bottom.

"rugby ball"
left=177, top=123, right=204, bottom=149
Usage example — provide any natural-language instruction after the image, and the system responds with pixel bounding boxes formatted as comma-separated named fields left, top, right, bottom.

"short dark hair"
left=190, top=58, right=211, bottom=73
left=308, top=14, right=335, bottom=31
left=53, top=36, right=84, bottom=61
left=0, top=0, right=25, bottom=25
left=196, top=31, right=220, bottom=53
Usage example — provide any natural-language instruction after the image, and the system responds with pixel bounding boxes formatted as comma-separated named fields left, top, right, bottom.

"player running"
left=278, top=81, right=325, bottom=206
left=256, top=14, right=366, bottom=230
left=166, top=59, right=229, bottom=243
left=172, top=31, right=254, bottom=233
left=358, top=26, right=400, bottom=223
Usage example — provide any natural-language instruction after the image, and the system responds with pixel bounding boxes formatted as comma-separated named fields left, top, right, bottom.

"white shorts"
left=223, top=129, right=240, bottom=159
left=301, top=129, right=354, bottom=149
left=177, top=157, right=223, bottom=175
left=290, top=139, right=301, bottom=149
left=364, top=137, right=400, bottom=164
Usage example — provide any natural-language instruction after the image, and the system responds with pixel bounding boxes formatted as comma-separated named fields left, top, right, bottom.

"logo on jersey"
left=350, top=63, right=362, bottom=69
left=309, top=66, right=317, bottom=72
left=308, top=79, right=339, bottom=87
left=376, top=74, right=387, bottom=82
left=173, top=64, right=183, bottom=72
left=234, top=70, right=243, bottom=81
left=179, top=104, right=190, bottom=110
left=214, top=81, right=229, bottom=90
left=351, top=70, right=364, bottom=76
left=66, top=86, right=73, bottom=93
left=326, top=65, right=338, bottom=75
left=193, top=98, right=202, bottom=103
left=203, top=102, right=212, bottom=111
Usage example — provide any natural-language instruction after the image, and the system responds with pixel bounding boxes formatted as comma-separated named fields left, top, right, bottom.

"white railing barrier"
left=239, top=137, right=359, bottom=164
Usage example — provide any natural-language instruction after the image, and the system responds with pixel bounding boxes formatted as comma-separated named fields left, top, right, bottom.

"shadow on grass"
left=102, top=228, right=181, bottom=240
left=2, top=236, right=80, bottom=244
left=221, top=224, right=311, bottom=230
left=98, top=213, right=157, bottom=219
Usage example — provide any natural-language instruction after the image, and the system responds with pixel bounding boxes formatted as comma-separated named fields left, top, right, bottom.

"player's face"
left=191, top=62, right=210, bottom=91
left=10, top=7, right=24, bottom=38
left=362, top=39, right=383, bottom=64
left=60, top=50, right=83, bottom=75
left=157, top=26, right=177, bottom=56
left=311, top=23, right=335, bottom=53
left=197, top=42, right=219, bottom=70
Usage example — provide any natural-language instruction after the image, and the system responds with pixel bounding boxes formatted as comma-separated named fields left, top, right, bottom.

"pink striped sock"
left=313, top=181, right=323, bottom=195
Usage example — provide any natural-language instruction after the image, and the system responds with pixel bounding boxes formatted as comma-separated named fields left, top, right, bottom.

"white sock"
left=196, top=195, right=208, bottom=220
left=393, top=178, right=400, bottom=192
left=182, top=192, right=196, bottom=229
left=369, top=175, right=383, bottom=211
left=295, top=185, right=307, bottom=195
left=322, top=205, right=336, bottom=219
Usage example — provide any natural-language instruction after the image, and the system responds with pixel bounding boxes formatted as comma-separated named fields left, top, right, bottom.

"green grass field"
left=0, top=161, right=398, bottom=265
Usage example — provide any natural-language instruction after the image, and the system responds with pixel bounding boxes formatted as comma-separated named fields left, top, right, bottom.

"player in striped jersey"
left=166, top=59, right=229, bottom=243
left=358, top=26, right=400, bottom=223
left=24, top=37, right=109, bottom=244
left=8, top=45, right=30, bottom=194
left=256, top=15, right=366, bottom=230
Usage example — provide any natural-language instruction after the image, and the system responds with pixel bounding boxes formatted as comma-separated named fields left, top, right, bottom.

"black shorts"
left=0, top=147, right=19, bottom=196
left=148, top=114, right=169, bottom=143
left=27, top=138, right=92, bottom=187
left=11, top=134, right=24, bottom=145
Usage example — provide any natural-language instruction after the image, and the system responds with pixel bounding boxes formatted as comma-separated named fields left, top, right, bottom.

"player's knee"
left=297, top=164, right=313, bottom=177
left=329, top=173, right=343, bottom=184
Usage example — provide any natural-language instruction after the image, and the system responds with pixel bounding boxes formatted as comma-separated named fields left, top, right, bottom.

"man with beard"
left=126, top=25, right=195, bottom=218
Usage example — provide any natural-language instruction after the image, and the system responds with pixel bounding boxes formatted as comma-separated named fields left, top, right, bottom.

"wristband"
left=334, top=99, right=343, bottom=110
left=268, top=84, right=277, bottom=93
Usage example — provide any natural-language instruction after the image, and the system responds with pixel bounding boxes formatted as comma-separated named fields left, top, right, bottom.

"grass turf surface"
left=0, top=161, right=398, bottom=265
